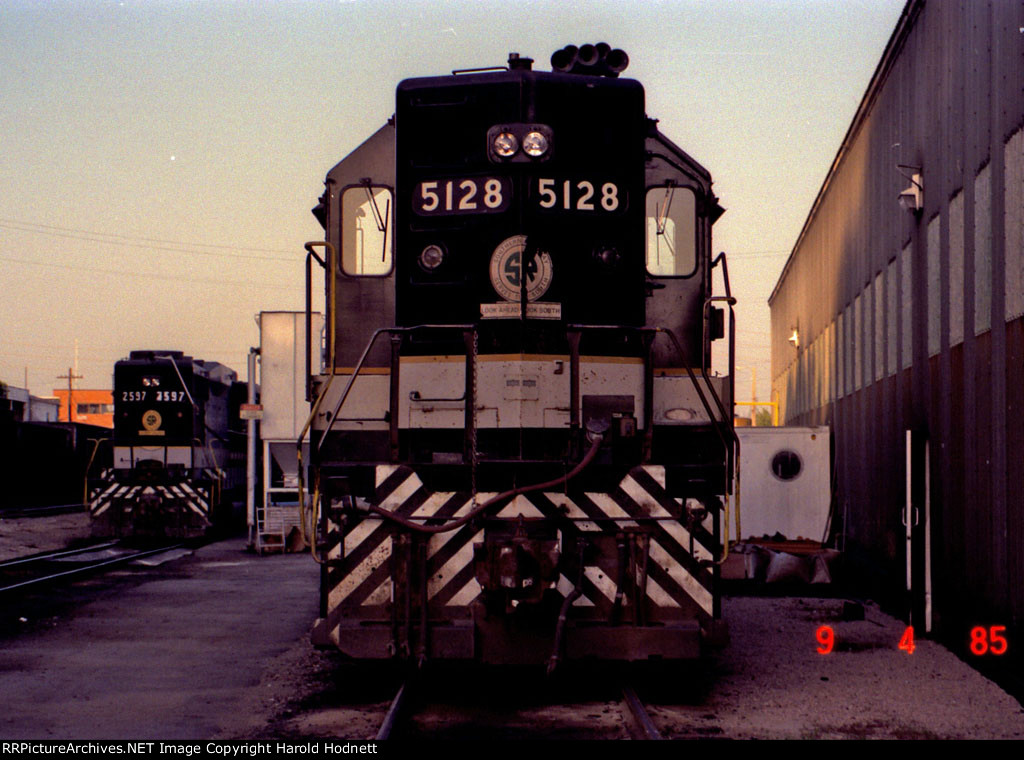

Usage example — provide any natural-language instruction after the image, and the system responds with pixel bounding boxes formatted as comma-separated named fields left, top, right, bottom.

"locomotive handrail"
left=563, top=323, right=733, bottom=448
left=298, top=318, right=739, bottom=555
left=193, top=437, right=224, bottom=511
left=296, top=322, right=473, bottom=562
left=708, top=249, right=741, bottom=540
left=315, top=323, right=475, bottom=455
left=304, top=242, right=332, bottom=402
left=297, top=241, right=336, bottom=554
left=652, top=323, right=738, bottom=564
left=703, top=294, right=741, bottom=542
left=83, top=437, right=110, bottom=505
left=565, top=321, right=739, bottom=556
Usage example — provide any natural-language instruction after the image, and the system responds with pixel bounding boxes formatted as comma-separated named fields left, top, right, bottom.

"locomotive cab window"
left=341, top=185, right=393, bottom=276
left=645, top=185, right=696, bottom=277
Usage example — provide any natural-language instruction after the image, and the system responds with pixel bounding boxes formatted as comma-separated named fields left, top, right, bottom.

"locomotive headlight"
left=418, top=244, right=445, bottom=271
left=493, top=131, right=519, bottom=158
left=523, top=131, right=549, bottom=158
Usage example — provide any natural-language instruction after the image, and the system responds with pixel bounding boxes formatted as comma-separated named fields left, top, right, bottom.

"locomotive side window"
left=341, top=185, right=393, bottom=276
left=645, top=185, right=696, bottom=277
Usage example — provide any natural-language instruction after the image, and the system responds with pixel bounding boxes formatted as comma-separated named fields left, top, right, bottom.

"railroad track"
left=0, top=541, right=186, bottom=597
left=373, top=673, right=664, bottom=740
left=621, top=685, right=663, bottom=740
left=375, top=679, right=412, bottom=740
left=0, top=503, right=88, bottom=519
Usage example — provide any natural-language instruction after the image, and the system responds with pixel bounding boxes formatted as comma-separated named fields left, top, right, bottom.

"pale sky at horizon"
left=1, top=0, right=906, bottom=403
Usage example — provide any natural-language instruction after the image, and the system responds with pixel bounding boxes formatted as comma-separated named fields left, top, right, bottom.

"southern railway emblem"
left=489, top=235, right=553, bottom=302
left=140, top=409, right=164, bottom=436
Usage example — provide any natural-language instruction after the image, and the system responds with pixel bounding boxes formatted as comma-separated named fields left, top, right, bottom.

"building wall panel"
left=950, top=191, right=965, bottom=346
left=974, top=163, right=993, bottom=336
left=769, top=0, right=1024, bottom=640
left=927, top=214, right=941, bottom=357
left=1005, top=128, right=1024, bottom=322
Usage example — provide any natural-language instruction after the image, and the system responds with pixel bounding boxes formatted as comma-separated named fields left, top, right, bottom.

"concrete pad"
left=0, top=538, right=319, bottom=739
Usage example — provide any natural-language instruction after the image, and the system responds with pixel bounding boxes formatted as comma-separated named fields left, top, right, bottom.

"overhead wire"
left=1, top=254, right=297, bottom=290
left=0, top=217, right=296, bottom=260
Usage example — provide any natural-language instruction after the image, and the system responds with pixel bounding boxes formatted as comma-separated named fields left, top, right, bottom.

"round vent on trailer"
left=771, top=450, right=802, bottom=481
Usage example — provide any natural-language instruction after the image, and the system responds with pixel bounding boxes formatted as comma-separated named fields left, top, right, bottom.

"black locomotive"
left=89, top=350, right=248, bottom=539
left=305, top=44, right=736, bottom=665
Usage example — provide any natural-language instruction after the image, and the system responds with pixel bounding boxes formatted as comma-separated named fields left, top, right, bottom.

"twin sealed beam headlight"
left=493, top=132, right=518, bottom=158
left=488, top=124, right=552, bottom=162
left=522, top=131, right=548, bottom=157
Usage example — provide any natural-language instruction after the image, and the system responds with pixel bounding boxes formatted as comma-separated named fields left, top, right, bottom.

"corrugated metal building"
left=769, top=0, right=1024, bottom=648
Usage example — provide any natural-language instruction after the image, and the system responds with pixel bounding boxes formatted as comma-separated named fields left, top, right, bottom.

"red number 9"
left=816, top=625, right=834, bottom=655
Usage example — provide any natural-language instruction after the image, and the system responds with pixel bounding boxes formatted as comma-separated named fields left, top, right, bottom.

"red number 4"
left=970, top=626, right=1009, bottom=656
left=899, top=626, right=915, bottom=654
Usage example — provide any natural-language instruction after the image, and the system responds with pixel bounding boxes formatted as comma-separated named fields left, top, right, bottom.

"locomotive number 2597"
left=122, top=390, right=185, bottom=402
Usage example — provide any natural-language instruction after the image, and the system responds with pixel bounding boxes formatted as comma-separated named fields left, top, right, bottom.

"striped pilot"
left=90, top=350, right=246, bottom=540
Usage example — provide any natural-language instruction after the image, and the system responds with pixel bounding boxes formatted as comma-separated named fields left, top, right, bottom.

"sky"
left=0, top=0, right=906, bottom=405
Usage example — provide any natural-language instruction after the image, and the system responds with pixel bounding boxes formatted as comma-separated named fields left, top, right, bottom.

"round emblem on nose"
left=489, top=235, right=553, bottom=302
left=142, top=410, right=162, bottom=431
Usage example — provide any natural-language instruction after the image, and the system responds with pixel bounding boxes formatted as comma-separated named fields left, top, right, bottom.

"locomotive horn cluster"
left=550, top=42, right=629, bottom=77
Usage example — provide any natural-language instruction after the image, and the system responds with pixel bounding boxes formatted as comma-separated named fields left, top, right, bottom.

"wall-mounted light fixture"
left=788, top=328, right=800, bottom=350
left=897, top=164, right=923, bottom=214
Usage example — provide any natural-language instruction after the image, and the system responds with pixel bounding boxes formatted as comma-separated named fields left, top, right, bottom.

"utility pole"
left=751, top=366, right=757, bottom=425
left=57, top=367, right=83, bottom=422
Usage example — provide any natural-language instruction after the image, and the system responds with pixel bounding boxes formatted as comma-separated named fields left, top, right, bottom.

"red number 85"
left=970, top=625, right=1008, bottom=656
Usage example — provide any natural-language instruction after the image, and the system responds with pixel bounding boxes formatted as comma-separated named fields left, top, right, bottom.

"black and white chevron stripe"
left=322, top=464, right=719, bottom=638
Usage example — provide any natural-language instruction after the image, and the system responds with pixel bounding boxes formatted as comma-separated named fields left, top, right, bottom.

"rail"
left=370, top=673, right=663, bottom=739
left=622, top=686, right=663, bottom=740
left=0, top=542, right=119, bottom=569
left=375, top=680, right=413, bottom=740
left=0, top=503, right=90, bottom=520
left=0, top=542, right=185, bottom=596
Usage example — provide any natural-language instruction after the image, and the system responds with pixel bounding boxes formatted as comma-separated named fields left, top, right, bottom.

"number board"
left=119, top=390, right=187, bottom=403
left=413, top=177, right=626, bottom=216
left=413, top=177, right=512, bottom=215
left=534, top=178, right=626, bottom=213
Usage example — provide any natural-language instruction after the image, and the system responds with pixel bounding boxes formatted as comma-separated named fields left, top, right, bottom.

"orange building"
left=51, top=388, right=114, bottom=428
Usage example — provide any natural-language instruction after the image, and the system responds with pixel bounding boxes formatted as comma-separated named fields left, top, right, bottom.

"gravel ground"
left=0, top=513, right=93, bottom=562
left=3, top=515, right=1021, bottom=740
left=225, top=595, right=1024, bottom=740
left=652, top=596, right=1024, bottom=739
